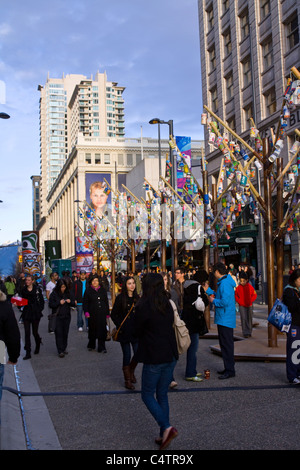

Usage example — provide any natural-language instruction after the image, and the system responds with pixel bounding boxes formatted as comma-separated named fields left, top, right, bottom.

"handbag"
left=170, top=299, right=191, bottom=354
left=112, top=302, right=135, bottom=341
left=192, top=285, right=205, bottom=312
left=267, top=298, right=292, bottom=333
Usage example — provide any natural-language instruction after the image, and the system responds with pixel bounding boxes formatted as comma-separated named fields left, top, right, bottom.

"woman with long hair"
left=111, top=276, right=139, bottom=390
left=21, top=275, right=44, bottom=360
left=282, top=268, right=300, bottom=384
left=49, top=279, right=75, bottom=358
left=133, top=273, right=179, bottom=450
left=83, top=276, right=109, bottom=353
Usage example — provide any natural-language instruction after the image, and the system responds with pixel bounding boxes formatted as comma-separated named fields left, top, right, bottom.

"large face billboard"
left=85, top=173, right=112, bottom=218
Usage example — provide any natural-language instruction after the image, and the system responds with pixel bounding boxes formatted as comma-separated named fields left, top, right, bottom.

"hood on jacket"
left=0, top=289, right=7, bottom=302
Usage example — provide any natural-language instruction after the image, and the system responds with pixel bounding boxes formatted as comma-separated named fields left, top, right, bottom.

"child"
left=235, top=271, right=257, bottom=338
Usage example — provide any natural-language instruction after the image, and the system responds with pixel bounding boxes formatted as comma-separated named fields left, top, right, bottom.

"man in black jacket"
left=73, top=271, right=88, bottom=331
left=0, top=289, right=21, bottom=408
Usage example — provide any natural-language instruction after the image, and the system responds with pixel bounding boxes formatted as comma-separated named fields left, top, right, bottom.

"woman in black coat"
left=282, top=268, right=300, bottom=384
left=133, top=273, right=179, bottom=450
left=181, top=270, right=209, bottom=382
left=83, top=276, right=109, bottom=353
left=21, top=275, right=44, bottom=360
left=49, top=279, right=75, bottom=358
left=111, top=276, right=139, bottom=390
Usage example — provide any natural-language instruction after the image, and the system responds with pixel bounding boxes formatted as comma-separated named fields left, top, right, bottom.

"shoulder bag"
left=112, top=302, right=135, bottom=341
left=267, top=298, right=292, bottom=333
left=170, top=299, right=191, bottom=354
left=192, top=285, right=205, bottom=312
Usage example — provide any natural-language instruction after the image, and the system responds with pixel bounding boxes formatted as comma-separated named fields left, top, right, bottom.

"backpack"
left=170, top=299, right=191, bottom=354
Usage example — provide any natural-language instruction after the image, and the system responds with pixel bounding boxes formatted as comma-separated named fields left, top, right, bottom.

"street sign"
left=235, top=237, right=253, bottom=243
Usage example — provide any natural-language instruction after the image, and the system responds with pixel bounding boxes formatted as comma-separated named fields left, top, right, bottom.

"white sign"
left=235, top=237, right=253, bottom=243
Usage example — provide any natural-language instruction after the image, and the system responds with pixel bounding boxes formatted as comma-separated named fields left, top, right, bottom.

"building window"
left=223, top=29, right=232, bottom=56
left=95, top=153, right=101, bottom=164
left=104, top=153, right=110, bottom=164
left=242, top=57, right=252, bottom=88
left=286, top=13, right=299, bottom=49
left=209, top=45, right=216, bottom=72
left=262, top=37, right=273, bottom=71
left=223, top=0, right=230, bottom=14
left=227, top=115, right=236, bottom=133
left=207, top=4, right=214, bottom=30
left=85, top=153, right=91, bottom=164
left=260, top=0, right=270, bottom=20
left=243, top=103, right=254, bottom=131
left=127, top=154, right=133, bottom=166
left=225, top=73, right=234, bottom=101
left=210, top=87, right=218, bottom=113
left=240, top=9, right=249, bottom=40
left=264, top=87, right=276, bottom=116
left=136, top=153, right=142, bottom=165
left=118, top=154, right=124, bottom=166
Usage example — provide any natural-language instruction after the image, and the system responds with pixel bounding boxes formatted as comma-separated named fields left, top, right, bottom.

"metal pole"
left=263, top=138, right=277, bottom=348
left=276, top=158, right=284, bottom=299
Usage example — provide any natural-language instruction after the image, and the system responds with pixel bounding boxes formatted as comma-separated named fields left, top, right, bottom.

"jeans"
left=77, top=304, right=88, bottom=329
left=185, top=332, right=199, bottom=378
left=141, top=359, right=176, bottom=437
left=120, top=341, right=138, bottom=367
left=217, top=324, right=235, bottom=375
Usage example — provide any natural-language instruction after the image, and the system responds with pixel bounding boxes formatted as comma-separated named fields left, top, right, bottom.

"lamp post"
left=0, top=113, right=10, bottom=119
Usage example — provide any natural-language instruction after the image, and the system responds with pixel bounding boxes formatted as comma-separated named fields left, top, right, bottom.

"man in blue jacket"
left=208, top=262, right=236, bottom=379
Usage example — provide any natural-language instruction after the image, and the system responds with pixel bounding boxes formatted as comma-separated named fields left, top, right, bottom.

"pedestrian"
left=49, top=279, right=75, bottom=358
left=235, top=271, right=257, bottom=338
left=181, top=269, right=209, bottom=382
left=161, top=272, right=178, bottom=388
left=133, top=273, right=178, bottom=450
left=46, top=272, right=57, bottom=333
left=73, top=270, right=88, bottom=332
left=21, top=275, right=45, bottom=360
left=83, top=276, right=109, bottom=353
left=4, top=276, right=15, bottom=301
left=173, top=267, right=186, bottom=315
left=0, top=288, right=20, bottom=410
left=208, top=262, right=236, bottom=379
left=99, top=269, right=109, bottom=292
left=282, top=268, right=300, bottom=384
left=110, top=276, right=139, bottom=390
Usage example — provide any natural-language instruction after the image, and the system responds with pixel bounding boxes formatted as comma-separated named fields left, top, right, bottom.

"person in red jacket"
left=235, top=271, right=257, bottom=338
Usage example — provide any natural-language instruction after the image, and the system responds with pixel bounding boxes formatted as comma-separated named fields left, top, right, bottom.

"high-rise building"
left=38, top=72, right=125, bottom=217
left=198, top=0, right=300, bottom=271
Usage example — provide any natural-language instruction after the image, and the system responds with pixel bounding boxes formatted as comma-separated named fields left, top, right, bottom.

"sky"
left=0, top=0, right=203, bottom=245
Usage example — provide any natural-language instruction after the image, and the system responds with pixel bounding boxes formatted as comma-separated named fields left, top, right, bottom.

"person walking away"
left=235, top=271, right=257, bottom=338
left=21, top=275, right=44, bottom=360
left=46, top=272, right=57, bottom=333
left=282, top=269, right=300, bottom=384
left=49, top=279, right=75, bottom=358
left=0, top=288, right=20, bottom=420
left=111, top=276, right=139, bottom=390
left=208, top=262, right=236, bottom=379
left=182, top=270, right=209, bottom=382
left=133, top=273, right=178, bottom=450
left=4, top=276, right=15, bottom=301
left=161, top=272, right=178, bottom=388
left=73, top=270, right=88, bottom=332
left=83, top=276, right=109, bottom=353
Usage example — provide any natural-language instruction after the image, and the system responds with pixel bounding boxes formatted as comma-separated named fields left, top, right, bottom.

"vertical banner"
left=75, top=236, right=94, bottom=273
left=21, top=231, right=42, bottom=279
left=45, top=240, right=62, bottom=263
left=176, top=136, right=191, bottom=199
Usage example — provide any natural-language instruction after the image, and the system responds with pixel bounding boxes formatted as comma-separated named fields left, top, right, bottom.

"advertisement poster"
left=21, top=231, right=42, bottom=278
left=75, top=236, right=94, bottom=273
left=176, top=136, right=191, bottom=198
left=85, top=173, right=112, bottom=217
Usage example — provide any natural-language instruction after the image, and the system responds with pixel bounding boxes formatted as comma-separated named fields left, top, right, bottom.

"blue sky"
left=0, top=0, right=203, bottom=245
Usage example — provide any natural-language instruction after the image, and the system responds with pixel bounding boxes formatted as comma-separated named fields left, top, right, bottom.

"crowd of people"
left=0, top=260, right=300, bottom=448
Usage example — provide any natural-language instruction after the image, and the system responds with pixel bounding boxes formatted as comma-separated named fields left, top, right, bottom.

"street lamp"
left=0, top=113, right=10, bottom=119
left=149, top=118, right=174, bottom=186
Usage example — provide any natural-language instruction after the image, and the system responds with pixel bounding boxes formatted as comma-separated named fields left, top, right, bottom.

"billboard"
left=75, top=236, right=94, bottom=273
left=85, top=173, right=112, bottom=217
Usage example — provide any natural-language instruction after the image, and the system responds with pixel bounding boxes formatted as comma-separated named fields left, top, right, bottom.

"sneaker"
left=78, top=327, right=83, bottom=332
left=185, top=376, right=203, bottom=382
left=290, top=378, right=300, bottom=384
left=196, top=372, right=203, bottom=377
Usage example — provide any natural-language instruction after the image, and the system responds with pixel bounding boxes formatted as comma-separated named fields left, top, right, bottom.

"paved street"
left=1, top=298, right=299, bottom=454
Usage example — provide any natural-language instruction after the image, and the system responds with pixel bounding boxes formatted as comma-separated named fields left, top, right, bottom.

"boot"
left=34, top=337, right=42, bottom=355
left=23, top=352, right=31, bottom=360
left=122, top=366, right=135, bottom=390
left=129, top=358, right=138, bottom=384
